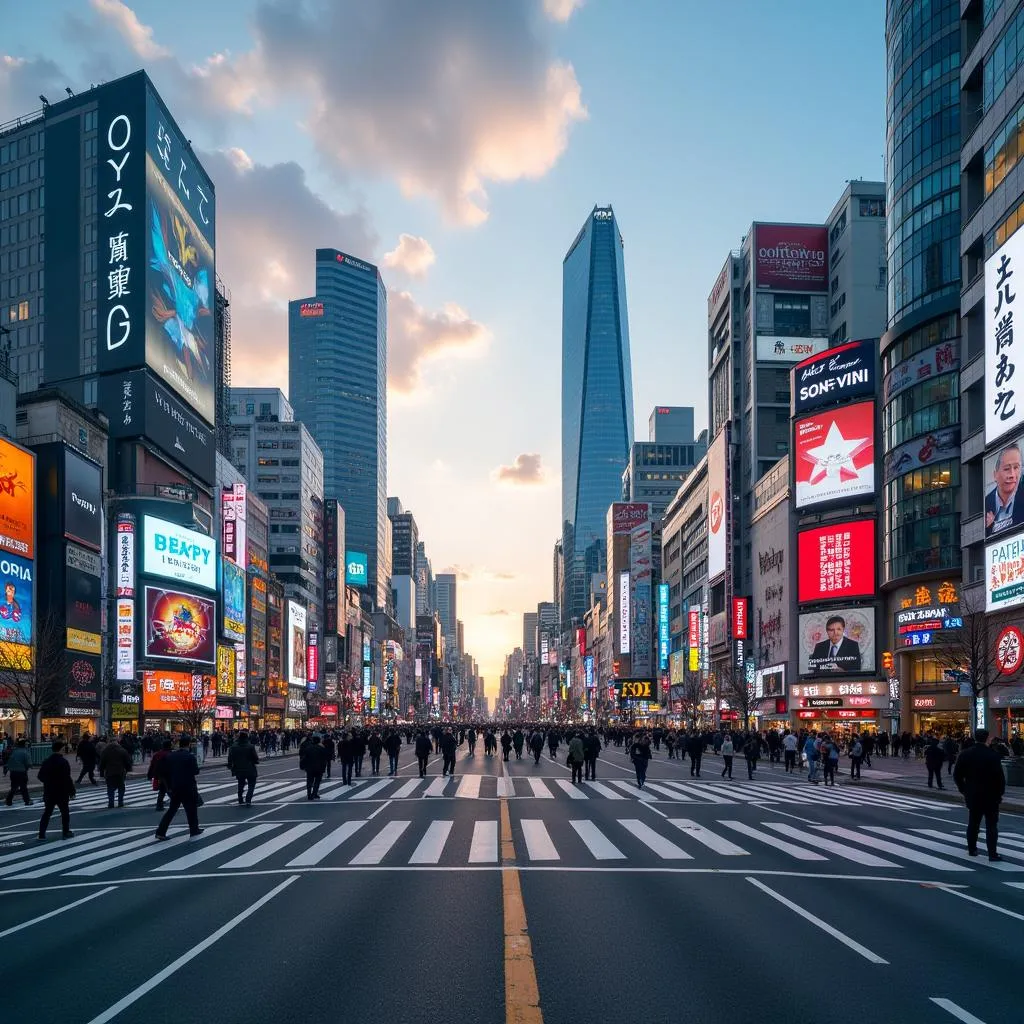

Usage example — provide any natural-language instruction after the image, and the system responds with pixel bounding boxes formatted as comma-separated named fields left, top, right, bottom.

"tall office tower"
left=522, top=611, right=539, bottom=658
left=648, top=406, right=695, bottom=444
left=289, top=248, right=389, bottom=610
left=388, top=504, right=419, bottom=576
left=624, top=406, right=705, bottom=522
left=415, top=541, right=434, bottom=615
left=561, top=205, right=634, bottom=635
left=435, top=572, right=457, bottom=652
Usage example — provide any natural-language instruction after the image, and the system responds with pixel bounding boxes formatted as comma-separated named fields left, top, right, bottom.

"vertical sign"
left=985, top=230, right=1024, bottom=445
left=658, top=582, right=670, bottom=672
left=618, top=571, right=631, bottom=654
left=707, top=428, right=728, bottom=580
left=688, top=608, right=700, bottom=671
left=732, top=597, right=748, bottom=638
left=306, top=628, right=319, bottom=690
left=116, top=513, right=135, bottom=682
left=577, top=626, right=586, bottom=657
left=221, top=485, right=247, bottom=566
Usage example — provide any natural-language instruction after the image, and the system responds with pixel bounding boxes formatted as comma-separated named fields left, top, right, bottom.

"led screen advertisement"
left=142, top=669, right=216, bottom=713
left=707, top=428, right=728, bottom=580
left=144, top=586, right=216, bottom=664
left=884, top=426, right=959, bottom=483
left=0, top=553, right=33, bottom=670
left=883, top=338, right=959, bottom=403
left=798, top=607, right=875, bottom=676
left=217, top=645, right=237, bottom=697
left=0, top=437, right=35, bottom=559
left=754, top=224, right=828, bottom=292
left=985, top=228, right=1024, bottom=446
left=984, top=435, right=1024, bottom=540
left=288, top=600, right=307, bottom=687
left=345, top=550, right=368, bottom=587
left=63, top=449, right=103, bottom=552
left=220, top=557, right=246, bottom=643
left=986, top=531, right=1024, bottom=612
left=794, top=400, right=875, bottom=510
left=143, top=515, right=216, bottom=591
left=797, top=520, right=876, bottom=603
left=792, top=339, right=876, bottom=415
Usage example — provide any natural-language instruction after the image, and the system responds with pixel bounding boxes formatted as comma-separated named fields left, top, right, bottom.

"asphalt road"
left=1, top=740, right=1021, bottom=1023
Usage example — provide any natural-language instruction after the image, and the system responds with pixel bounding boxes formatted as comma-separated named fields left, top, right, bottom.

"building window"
left=859, top=198, right=885, bottom=217
left=984, top=6, right=1024, bottom=110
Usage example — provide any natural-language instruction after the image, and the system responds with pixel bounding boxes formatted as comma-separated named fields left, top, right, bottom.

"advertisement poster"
left=142, top=669, right=215, bottom=712
left=345, top=550, right=368, bottom=587
left=63, top=450, right=102, bottom=551
left=145, top=154, right=216, bottom=424
left=64, top=652, right=101, bottom=713
left=797, top=520, right=876, bottom=602
left=144, top=587, right=216, bottom=664
left=798, top=607, right=875, bottom=676
left=707, top=428, right=728, bottom=580
left=216, top=645, right=236, bottom=697
left=658, top=582, right=670, bottom=672
left=143, top=516, right=216, bottom=591
left=883, top=338, right=959, bottom=403
left=618, top=571, right=631, bottom=655
left=884, top=426, right=960, bottom=483
left=754, top=224, right=828, bottom=291
left=985, top=228, right=1024, bottom=445
left=221, top=485, right=247, bottom=567
left=288, top=600, right=307, bottom=686
left=794, top=400, right=875, bottom=510
left=792, top=339, right=876, bottom=415
left=249, top=575, right=267, bottom=680
left=0, top=438, right=34, bottom=559
left=610, top=503, right=651, bottom=534
left=0, top=552, right=32, bottom=669
left=984, top=435, right=1024, bottom=540
left=755, top=336, right=829, bottom=363
left=986, top=531, right=1024, bottom=611
left=220, top=557, right=246, bottom=643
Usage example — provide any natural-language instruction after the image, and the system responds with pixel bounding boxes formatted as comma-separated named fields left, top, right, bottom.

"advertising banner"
left=984, top=435, right=1024, bottom=540
left=615, top=678, right=659, bottom=701
left=307, top=629, right=319, bottom=688
left=216, top=645, right=237, bottom=697
left=0, top=439, right=34, bottom=560
left=883, top=338, right=959, bottom=403
left=63, top=450, right=103, bottom=552
left=798, top=607, right=875, bottom=676
left=116, top=514, right=136, bottom=598
left=754, top=224, right=828, bottom=291
left=794, top=400, right=875, bottom=510
left=221, top=484, right=247, bottom=567
left=792, top=339, right=876, bottom=415
left=756, top=336, right=829, bottom=363
left=345, top=550, right=368, bottom=587
left=324, top=499, right=342, bottom=634
left=630, top=522, right=653, bottom=676
left=707, top=428, right=728, bottom=580
left=895, top=602, right=963, bottom=646
left=884, top=426, right=960, bottom=483
left=144, top=586, right=216, bottom=664
left=732, top=597, right=748, bottom=639
left=985, top=228, right=1024, bottom=445
left=249, top=575, right=267, bottom=681
left=618, top=571, right=631, bottom=654
left=143, top=515, right=216, bottom=591
left=235, top=643, right=247, bottom=700
left=66, top=557, right=102, bottom=651
left=64, top=652, right=102, bottom=715
left=142, top=669, right=215, bottom=713
left=986, top=531, right=1024, bottom=611
left=117, top=598, right=134, bottom=682
left=267, top=589, right=282, bottom=687
left=288, top=600, right=307, bottom=687
left=797, top=520, right=876, bottom=602
left=220, top=557, right=246, bottom=643
left=754, top=664, right=785, bottom=699
left=610, top=503, right=651, bottom=535
left=671, top=650, right=685, bottom=684
left=0, top=552, right=32, bottom=669
left=658, top=582, right=670, bottom=672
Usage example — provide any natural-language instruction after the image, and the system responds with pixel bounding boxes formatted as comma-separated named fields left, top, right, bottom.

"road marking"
left=219, top=822, right=321, bottom=869
left=718, top=821, right=827, bottom=861
left=813, top=826, right=971, bottom=872
left=390, top=779, right=424, bottom=799
left=763, top=823, right=897, bottom=867
left=520, top=820, right=559, bottom=861
left=618, top=819, right=691, bottom=859
left=409, top=821, right=453, bottom=864
left=496, top=777, right=515, bottom=798
left=424, top=777, right=451, bottom=798
left=929, top=997, right=989, bottom=1023
left=642, top=782, right=695, bottom=801
left=527, top=779, right=553, bottom=799
left=668, top=819, right=748, bottom=856
left=456, top=775, right=482, bottom=799
left=0, top=884, right=117, bottom=939
left=865, top=828, right=1022, bottom=871
left=916, top=828, right=1024, bottom=861
left=746, top=877, right=889, bottom=964
left=0, top=830, right=127, bottom=874
left=285, top=820, right=367, bottom=867
left=581, top=781, right=625, bottom=800
left=610, top=780, right=656, bottom=802
left=349, top=779, right=394, bottom=801
left=153, top=824, right=281, bottom=872
left=936, top=885, right=1024, bottom=922
left=84, top=875, right=299, bottom=1024
left=657, top=780, right=732, bottom=804
left=349, top=821, right=410, bottom=865
left=1006, top=881, right=1024, bottom=890
left=570, top=820, right=625, bottom=860
left=552, top=780, right=588, bottom=800
left=469, top=821, right=498, bottom=863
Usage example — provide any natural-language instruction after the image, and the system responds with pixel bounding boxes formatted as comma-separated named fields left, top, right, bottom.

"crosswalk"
left=0, top=817, right=1019, bottom=879
left=0, top=774, right=958, bottom=813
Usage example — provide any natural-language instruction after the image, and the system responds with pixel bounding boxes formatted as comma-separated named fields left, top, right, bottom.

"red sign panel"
left=732, top=597, right=748, bottom=639
left=577, top=627, right=586, bottom=657
left=688, top=609, right=700, bottom=649
left=794, top=401, right=876, bottom=510
left=299, top=301, right=324, bottom=318
left=797, top=520, right=876, bottom=603
left=318, top=703, right=339, bottom=716
left=996, top=625, right=1024, bottom=675
left=754, top=223, right=828, bottom=291
left=799, top=709, right=878, bottom=720
left=307, top=630, right=319, bottom=683
left=610, top=503, right=650, bottom=534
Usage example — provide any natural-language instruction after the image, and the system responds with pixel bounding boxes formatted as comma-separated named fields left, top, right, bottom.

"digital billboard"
left=609, top=503, right=651, bottom=535
left=794, top=400, right=875, bottom=510
left=143, top=515, right=216, bottom=591
left=221, top=557, right=246, bottom=642
left=0, top=438, right=35, bottom=559
left=63, top=449, right=103, bottom=552
left=324, top=499, right=343, bottom=633
left=707, top=428, right=728, bottom=580
left=307, top=629, right=319, bottom=689
left=986, top=531, right=1024, bottom=612
left=221, top=484, right=247, bottom=567
left=984, top=435, right=1024, bottom=540
left=658, top=582, right=670, bottom=672
left=249, top=574, right=267, bottom=681
left=216, top=644, right=237, bottom=697
left=884, top=426, right=959, bottom=483
left=0, top=553, right=33, bottom=669
left=288, top=600, right=307, bottom=687
left=792, top=339, right=876, bottom=415
left=798, top=607, right=876, bottom=676
left=754, top=224, right=828, bottom=291
left=986, top=228, right=1024, bottom=445
left=797, top=520, right=876, bottom=602
left=66, top=547, right=102, bottom=655
left=144, top=586, right=216, bottom=664
left=345, top=550, right=368, bottom=587
left=756, top=337, right=829, bottom=363
left=142, top=669, right=215, bottom=713
left=64, top=652, right=102, bottom=716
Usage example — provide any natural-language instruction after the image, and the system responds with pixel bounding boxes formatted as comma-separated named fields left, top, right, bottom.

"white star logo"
left=802, top=420, right=871, bottom=485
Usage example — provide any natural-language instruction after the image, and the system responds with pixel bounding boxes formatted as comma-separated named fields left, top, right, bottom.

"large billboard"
left=792, top=339, right=877, bottom=415
left=63, top=450, right=103, bottom=552
left=797, top=520, right=876, bottom=603
left=707, top=428, right=728, bottom=580
left=144, top=586, right=216, bottom=664
left=798, top=607, right=875, bottom=676
left=985, top=228, right=1024, bottom=445
left=288, top=600, right=307, bottom=687
left=66, top=545, right=102, bottom=655
left=984, top=435, right=1024, bottom=540
left=99, top=369, right=215, bottom=484
left=0, top=553, right=33, bottom=669
left=756, top=337, right=829, bottom=363
left=217, top=645, right=237, bottom=697
left=248, top=574, right=268, bottom=681
left=220, top=557, right=246, bottom=643
left=345, top=550, right=368, bottom=587
left=324, top=499, right=343, bottom=634
left=609, top=503, right=651, bottom=535
left=630, top=522, right=653, bottom=677
left=142, top=669, right=215, bottom=712
left=884, top=426, right=959, bottom=483
left=0, top=438, right=35, bottom=559
left=986, top=531, right=1024, bottom=611
left=143, top=515, right=216, bottom=591
left=754, top=224, right=828, bottom=291
left=794, top=400, right=875, bottom=510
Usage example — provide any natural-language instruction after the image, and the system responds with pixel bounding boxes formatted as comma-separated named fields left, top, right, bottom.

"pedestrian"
left=154, top=737, right=204, bottom=840
left=782, top=730, right=798, bottom=773
left=849, top=734, right=864, bottom=780
left=228, top=731, right=259, bottom=805
left=367, top=731, right=383, bottom=775
left=323, top=733, right=336, bottom=778
left=630, top=732, right=652, bottom=788
left=99, top=737, right=133, bottom=808
left=500, top=730, right=512, bottom=762
left=529, top=730, right=544, bottom=765
left=744, top=734, right=760, bottom=780
left=148, top=739, right=172, bottom=811
left=440, top=728, right=458, bottom=777
left=924, top=735, right=945, bottom=790
left=75, top=733, right=98, bottom=786
left=414, top=729, right=432, bottom=777
left=4, top=738, right=32, bottom=806
left=37, top=740, right=75, bottom=840
left=301, top=735, right=328, bottom=799
left=466, top=727, right=477, bottom=756
left=804, top=734, right=820, bottom=783
left=567, top=732, right=585, bottom=785
left=821, top=734, right=838, bottom=787
left=513, top=728, right=524, bottom=760
left=353, top=729, right=367, bottom=777
left=384, top=729, right=402, bottom=775
left=686, top=731, right=703, bottom=777
left=583, top=728, right=601, bottom=780
left=720, top=734, right=734, bottom=779
left=953, top=728, right=1006, bottom=862
left=339, top=731, right=356, bottom=785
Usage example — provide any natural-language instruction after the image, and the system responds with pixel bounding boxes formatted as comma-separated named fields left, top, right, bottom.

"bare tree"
left=169, top=676, right=216, bottom=741
left=678, top=671, right=704, bottom=729
left=717, top=661, right=767, bottom=731
left=0, top=609, right=71, bottom=741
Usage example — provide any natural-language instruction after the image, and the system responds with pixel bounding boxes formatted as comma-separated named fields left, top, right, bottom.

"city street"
left=2, top=743, right=1022, bottom=1023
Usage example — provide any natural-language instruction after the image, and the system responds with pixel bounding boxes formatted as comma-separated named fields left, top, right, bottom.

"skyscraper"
left=435, top=573, right=457, bottom=653
left=561, top=205, right=634, bottom=633
left=289, top=248, right=389, bottom=610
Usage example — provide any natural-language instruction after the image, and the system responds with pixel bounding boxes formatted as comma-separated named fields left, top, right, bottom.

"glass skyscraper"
left=289, top=248, right=390, bottom=611
left=561, top=205, right=634, bottom=633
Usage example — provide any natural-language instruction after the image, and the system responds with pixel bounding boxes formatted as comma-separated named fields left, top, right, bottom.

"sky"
left=0, top=0, right=886, bottom=699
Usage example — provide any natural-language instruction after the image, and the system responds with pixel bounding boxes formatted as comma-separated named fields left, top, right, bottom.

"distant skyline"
left=0, top=0, right=886, bottom=696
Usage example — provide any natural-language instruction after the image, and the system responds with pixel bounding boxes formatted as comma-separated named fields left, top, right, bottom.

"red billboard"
left=797, top=520, right=876, bottom=603
left=610, top=502, right=650, bottom=534
left=732, top=597, right=748, bottom=639
left=755, top=224, right=828, bottom=292
left=794, top=400, right=875, bottom=510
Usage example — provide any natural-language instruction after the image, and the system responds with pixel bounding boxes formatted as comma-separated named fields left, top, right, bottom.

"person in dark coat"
left=414, top=730, right=432, bottom=777
left=440, top=728, right=458, bottom=777
left=37, top=741, right=75, bottom=840
left=583, top=728, right=601, bottom=780
left=529, top=730, right=544, bottom=764
left=352, top=729, right=367, bottom=777
left=301, top=735, right=328, bottom=799
left=322, top=734, right=336, bottom=778
left=629, top=733, right=652, bottom=788
left=743, top=734, right=760, bottom=781
left=500, top=730, right=512, bottom=762
left=953, top=728, right=1007, bottom=861
left=338, top=731, right=356, bottom=786
left=155, top=738, right=203, bottom=840
left=148, top=739, right=172, bottom=811
left=384, top=730, right=402, bottom=776
left=99, top=738, right=133, bottom=808
left=686, top=732, right=703, bottom=777
left=466, top=727, right=477, bottom=756
left=4, top=738, right=32, bottom=806
left=227, top=731, right=260, bottom=805
left=367, top=731, right=383, bottom=775
left=75, top=734, right=98, bottom=785
left=512, top=729, right=524, bottom=760
left=924, top=736, right=946, bottom=790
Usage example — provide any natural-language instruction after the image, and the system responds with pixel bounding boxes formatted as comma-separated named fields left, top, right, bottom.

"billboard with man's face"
left=798, top=607, right=875, bottom=676
left=985, top=436, right=1024, bottom=540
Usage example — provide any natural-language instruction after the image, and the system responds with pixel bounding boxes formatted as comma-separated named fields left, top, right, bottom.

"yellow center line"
left=499, top=756, right=543, bottom=1024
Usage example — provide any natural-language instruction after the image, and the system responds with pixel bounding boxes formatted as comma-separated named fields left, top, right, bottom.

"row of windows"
left=887, top=163, right=957, bottom=235
left=985, top=94, right=1024, bottom=196
left=0, top=242, right=43, bottom=273
left=0, top=188, right=43, bottom=220
left=830, top=211, right=847, bottom=246
left=888, top=217, right=960, bottom=324
left=883, top=512, right=961, bottom=580
left=890, top=79, right=958, bottom=153
left=987, top=0, right=1004, bottom=28
left=887, top=160, right=960, bottom=262
left=860, top=198, right=886, bottom=217
left=886, top=111, right=960, bottom=201
left=882, top=312, right=959, bottom=375
left=0, top=131, right=43, bottom=165
left=991, top=190, right=1024, bottom=250
left=984, top=3, right=1024, bottom=110
left=0, top=159, right=42, bottom=190
left=884, top=383, right=959, bottom=452
left=887, top=0, right=960, bottom=91
left=886, top=458, right=958, bottom=501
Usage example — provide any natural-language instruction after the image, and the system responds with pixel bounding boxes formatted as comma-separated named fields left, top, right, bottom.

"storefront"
left=286, top=691, right=307, bottom=728
left=110, top=698, right=141, bottom=735
left=788, top=681, right=890, bottom=734
left=40, top=713, right=99, bottom=742
left=909, top=692, right=969, bottom=735
left=988, top=685, right=1024, bottom=740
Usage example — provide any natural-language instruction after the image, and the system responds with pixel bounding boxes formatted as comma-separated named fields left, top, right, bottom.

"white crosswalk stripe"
left=527, top=779, right=554, bottom=799
left=863, top=827, right=1021, bottom=871
left=350, top=820, right=410, bottom=865
left=812, top=826, right=972, bottom=872
left=611, top=780, right=656, bottom=802
left=219, top=822, right=322, bottom=869
left=390, top=779, right=425, bottom=799
left=618, top=819, right=691, bottom=859
left=468, top=821, right=498, bottom=863
left=286, top=821, right=367, bottom=867
left=409, top=821, right=453, bottom=864
left=520, top=819, right=558, bottom=860
left=61, top=826, right=233, bottom=878
left=718, top=820, right=828, bottom=861
left=667, top=819, right=748, bottom=856
left=456, top=775, right=482, bottom=799
left=350, top=780, right=394, bottom=801
left=154, top=824, right=281, bottom=872
left=582, top=780, right=626, bottom=800
left=760, top=822, right=897, bottom=867
left=424, top=777, right=452, bottom=797
left=570, top=820, right=625, bottom=860
left=553, top=780, right=588, bottom=799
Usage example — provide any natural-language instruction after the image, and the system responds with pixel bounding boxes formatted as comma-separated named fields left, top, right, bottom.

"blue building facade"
left=561, top=206, right=634, bottom=634
left=289, top=249, right=389, bottom=611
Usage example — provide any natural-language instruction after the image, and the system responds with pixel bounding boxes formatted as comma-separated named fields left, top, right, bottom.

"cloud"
left=91, top=0, right=171, bottom=59
left=485, top=609, right=510, bottom=616
left=440, top=565, right=474, bottom=583
left=439, top=565, right=516, bottom=583
left=245, top=0, right=587, bottom=223
left=494, top=453, right=546, bottom=485
left=388, top=289, right=489, bottom=395
left=0, top=55, right=67, bottom=116
left=543, top=0, right=584, bottom=22
left=383, top=234, right=436, bottom=279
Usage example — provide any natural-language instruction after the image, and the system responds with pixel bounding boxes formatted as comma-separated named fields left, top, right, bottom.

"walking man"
left=99, top=738, right=133, bottom=808
left=338, top=731, right=356, bottom=786
left=583, top=728, right=601, bottom=781
left=302, top=735, right=328, bottom=799
left=227, top=731, right=259, bottom=805
left=384, top=729, right=402, bottom=775
left=75, top=733, right=98, bottom=786
left=440, top=727, right=458, bottom=777
left=4, top=738, right=32, bottom=806
left=568, top=732, right=585, bottom=785
left=953, top=729, right=1006, bottom=862
left=37, top=741, right=75, bottom=840
left=155, top=738, right=203, bottom=840
left=415, top=729, right=432, bottom=777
